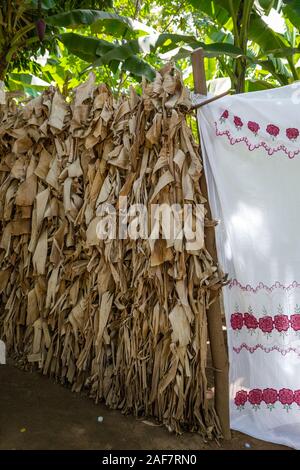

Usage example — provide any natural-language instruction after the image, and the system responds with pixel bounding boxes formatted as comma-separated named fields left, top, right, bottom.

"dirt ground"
left=0, top=361, right=289, bottom=451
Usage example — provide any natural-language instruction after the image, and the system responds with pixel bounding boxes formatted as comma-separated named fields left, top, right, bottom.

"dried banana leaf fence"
left=0, top=65, right=227, bottom=439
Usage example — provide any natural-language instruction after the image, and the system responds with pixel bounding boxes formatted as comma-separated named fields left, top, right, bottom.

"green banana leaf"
left=46, top=9, right=155, bottom=35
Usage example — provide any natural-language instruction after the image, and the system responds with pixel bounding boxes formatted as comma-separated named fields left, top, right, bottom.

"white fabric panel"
left=198, top=83, right=300, bottom=449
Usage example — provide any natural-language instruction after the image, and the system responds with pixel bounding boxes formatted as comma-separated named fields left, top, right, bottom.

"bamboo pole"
left=191, top=89, right=231, bottom=110
left=192, top=48, right=231, bottom=440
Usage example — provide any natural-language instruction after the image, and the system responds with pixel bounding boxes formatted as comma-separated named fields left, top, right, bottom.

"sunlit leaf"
left=47, top=9, right=155, bottom=35
left=59, top=33, right=114, bottom=62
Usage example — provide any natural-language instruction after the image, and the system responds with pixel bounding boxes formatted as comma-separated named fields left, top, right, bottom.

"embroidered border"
left=234, top=388, right=300, bottom=412
left=215, top=110, right=300, bottom=159
left=230, top=312, right=300, bottom=333
left=232, top=343, right=300, bottom=356
left=215, top=123, right=300, bottom=159
left=228, top=279, right=300, bottom=293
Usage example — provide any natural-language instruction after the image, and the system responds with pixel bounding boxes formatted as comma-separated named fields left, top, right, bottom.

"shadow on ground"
left=0, top=361, right=289, bottom=450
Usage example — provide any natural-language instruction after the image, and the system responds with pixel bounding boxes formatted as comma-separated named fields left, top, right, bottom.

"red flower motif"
left=234, top=390, right=248, bottom=407
left=278, top=388, right=294, bottom=406
left=248, top=389, right=263, bottom=406
left=286, top=128, right=299, bottom=141
left=290, top=314, right=300, bottom=331
left=294, top=390, right=300, bottom=406
left=221, top=110, right=229, bottom=119
left=266, top=124, right=280, bottom=137
left=230, top=312, right=244, bottom=330
left=248, top=121, right=260, bottom=134
left=274, top=314, right=289, bottom=332
left=234, top=116, right=243, bottom=128
left=259, top=316, right=273, bottom=334
left=244, top=312, right=258, bottom=330
left=263, top=388, right=277, bottom=405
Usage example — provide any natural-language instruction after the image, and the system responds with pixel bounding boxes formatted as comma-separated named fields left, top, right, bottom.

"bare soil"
left=0, top=361, right=289, bottom=451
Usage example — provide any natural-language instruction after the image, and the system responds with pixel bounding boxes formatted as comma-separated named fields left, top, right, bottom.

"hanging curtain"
left=198, top=83, right=300, bottom=449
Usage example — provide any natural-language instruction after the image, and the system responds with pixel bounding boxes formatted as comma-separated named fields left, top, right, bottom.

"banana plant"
left=282, top=0, right=300, bottom=30
left=1, top=0, right=300, bottom=95
left=45, top=1, right=300, bottom=92
left=0, top=0, right=112, bottom=90
left=188, top=0, right=299, bottom=92
left=0, top=1, right=41, bottom=81
left=46, top=8, right=244, bottom=83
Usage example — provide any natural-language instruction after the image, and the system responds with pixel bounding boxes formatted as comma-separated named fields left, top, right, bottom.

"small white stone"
left=0, top=340, right=6, bottom=364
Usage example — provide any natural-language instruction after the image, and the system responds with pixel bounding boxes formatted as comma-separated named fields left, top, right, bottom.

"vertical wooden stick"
left=191, top=48, right=207, bottom=96
left=192, top=48, right=231, bottom=440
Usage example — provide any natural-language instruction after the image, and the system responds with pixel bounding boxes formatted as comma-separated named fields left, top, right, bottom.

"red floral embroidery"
left=294, top=390, right=300, bottom=406
left=248, top=121, right=260, bottom=135
left=234, top=116, right=243, bottom=128
left=248, top=389, right=263, bottom=406
left=286, top=128, right=299, bottom=141
left=262, top=388, right=277, bottom=405
left=290, top=314, right=300, bottom=331
left=278, top=388, right=294, bottom=406
left=234, top=390, right=248, bottom=407
left=243, top=312, right=258, bottom=330
left=230, top=312, right=244, bottom=330
left=235, top=388, right=300, bottom=411
left=217, top=113, right=300, bottom=158
left=215, top=123, right=300, bottom=158
left=258, top=316, right=273, bottom=334
left=230, top=311, right=300, bottom=334
left=274, top=314, right=289, bottom=332
left=266, top=124, right=280, bottom=137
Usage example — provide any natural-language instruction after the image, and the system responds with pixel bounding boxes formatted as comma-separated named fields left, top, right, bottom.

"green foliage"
left=282, top=0, right=300, bottom=30
left=0, top=0, right=113, bottom=89
left=1, top=0, right=300, bottom=97
left=47, top=9, right=154, bottom=35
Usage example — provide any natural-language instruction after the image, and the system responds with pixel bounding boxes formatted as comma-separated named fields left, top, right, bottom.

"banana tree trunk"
left=0, top=66, right=7, bottom=82
left=233, top=0, right=254, bottom=94
left=235, top=58, right=246, bottom=94
left=233, top=2, right=245, bottom=93
left=0, top=45, right=10, bottom=82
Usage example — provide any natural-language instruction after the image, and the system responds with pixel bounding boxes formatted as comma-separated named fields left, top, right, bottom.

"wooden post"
left=191, top=48, right=207, bottom=96
left=192, top=48, right=231, bottom=440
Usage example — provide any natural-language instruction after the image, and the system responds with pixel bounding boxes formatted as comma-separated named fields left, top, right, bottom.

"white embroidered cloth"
left=197, top=83, right=300, bottom=449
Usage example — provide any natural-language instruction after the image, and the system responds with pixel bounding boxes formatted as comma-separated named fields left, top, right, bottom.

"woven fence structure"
left=0, top=65, right=223, bottom=438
